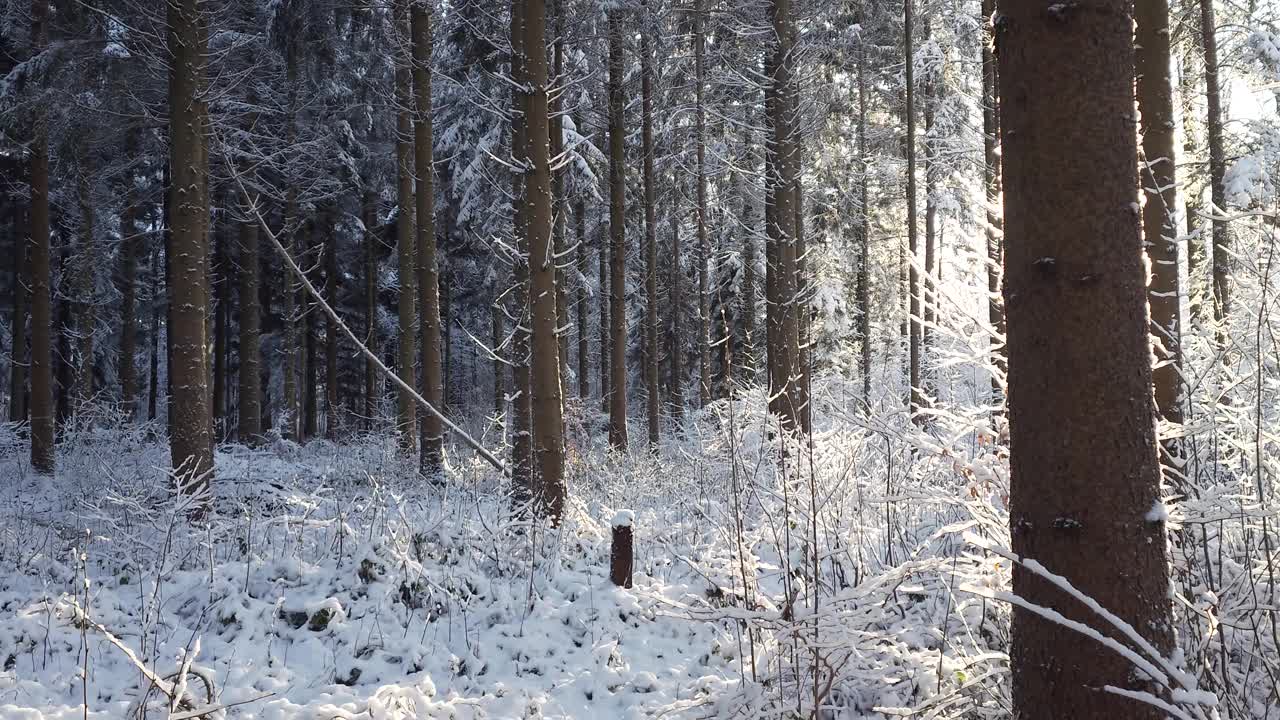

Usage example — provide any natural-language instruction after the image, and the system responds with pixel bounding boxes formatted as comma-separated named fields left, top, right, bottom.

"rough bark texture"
left=551, top=0, right=569, bottom=380
left=28, top=0, right=54, bottom=473
left=509, top=0, right=533, bottom=502
left=766, top=0, right=802, bottom=432
left=518, top=0, right=566, bottom=520
left=575, top=192, right=590, bottom=399
left=395, top=1, right=418, bottom=454
left=238, top=215, right=262, bottom=445
left=1201, top=0, right=1229, bottom=332
left=981, top=0, right=1004, bottom=407
left=74, top=164, right=96, bottom=410
left=323, top=207, right=339, bottom=439
left=166, top=0, right=213, bottom=491
left=996, top=2, right=1175, bottom=717
left=413, top=1, right=444, bottom=473
left=281, top=49, right=300, bottom=441
left=606, top=14, right=628, bottom=450
left=904, top=0, right=922, bottom=420
left=9, top=201, right=28, bottom=423
left=1136, top=0, right=1185, bottom=448
left=641, top=7, right=659, bottom=449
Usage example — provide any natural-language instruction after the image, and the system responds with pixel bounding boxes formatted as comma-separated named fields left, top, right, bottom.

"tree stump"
left=610, top=510, right=634, bottom=588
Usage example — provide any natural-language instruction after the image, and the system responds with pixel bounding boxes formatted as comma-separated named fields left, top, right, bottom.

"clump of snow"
left=611, top=509, right=634, bottom=528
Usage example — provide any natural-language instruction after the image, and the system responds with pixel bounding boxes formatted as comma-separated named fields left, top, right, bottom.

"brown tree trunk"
left=767, top=0, right=802, bottom=432
left=551, top=0, right=569, bottom=380
left=1201, top=0, right=1229, bottom=333
left=28, top=0, right=53, bottom=473
left=981, top=0, right=1004, bottom=408
left=281, top=49, right=300, bottom=441
left=412, top=0, right=443, bottom=473
left=303, top=225, right=319, bottom=441
left=148, top=249, right=160, bottom=422
left=166, top=0, right=213, bottom=492
left=599, top=215, right=610, bottom=413
left=904, top=0, right=922, bottom=420
left=997, top=1, right=1175, bottom=716
left=606, top=13, right=628, bottom=449
left=922, top=20, right=937, bottom=400
left=1137, top=0, right=1185, bottom=458
left=694, top=0, right=712, bottom=408
left=641, top=4, right=659, bottom=449
left=395, top=0, right=418, bottom=454
left=740, top=183, right=757, bottom=384
left=238, top=212, right=262, bottom=445
left=212, top=209, right=227, bottom=438
left=517, top=0, right=566, bottom=519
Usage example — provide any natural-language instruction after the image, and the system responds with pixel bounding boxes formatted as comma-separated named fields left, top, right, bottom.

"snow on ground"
left=0, top=392, right=1012, bottom=719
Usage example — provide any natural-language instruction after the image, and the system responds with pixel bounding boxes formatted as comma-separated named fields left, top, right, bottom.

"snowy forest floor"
left=0, top=384, right=1025, bottom=719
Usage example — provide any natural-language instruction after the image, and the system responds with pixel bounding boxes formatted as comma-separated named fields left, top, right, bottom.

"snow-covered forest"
left=1, top=0, right=1279, bottom=717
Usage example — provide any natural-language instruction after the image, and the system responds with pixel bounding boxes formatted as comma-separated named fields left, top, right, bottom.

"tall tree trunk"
left=694, top=0, right=712, bottom=407
left=1201, top=0, right=1229, bottom=333
left=362, top=190, right=377, bottom=430
left=302, top=222, right=319, bottom=441
left=1180, top=12, right=1205, bottom=322
left=212, top=210, right=227, bottom=438
left=395, top=0, right=418, bottom=454
left=118, top=132, right=139, bottom=419
left=238, top=212, right=262, bottom=445
left=148, top=250, right=160, bottom=422
left=606, top=13, right=628, bottom=450
left=668, top=189, right=683, bottom=422
left=740, top=181, right=757, bottom=384
left=599, top=214, right=610, bottom=413
left=552, top=0, right=569, bottom=380
left=28, top=0, right=53, bottom=473
left=1137, top=0, right=1185, bottom=461
left=75, top=164, right=96, bottom=410
left=324, top=207, right=340, bottom=439
left=492, top=292, right=504, bottom=418
left=641, top=4, right=659, bottom=448
left=997, top=2, right=1175, bottom=716
left=517, top=0, right=566, bottom=519
left=166, top=0, right=213, bottom=492
left=281, top=49, right=300, bottom=441
left=922, top=20, right=937, bottom=399
left=904, top=0, right=922, bottom=420
left=856, top=35, right=872, bottom=410
left=981, top=0, right=1004, bottom=408
left=412, top=0, right=443, bottom=473
left=510, top=0, right=533, bottom=500
left=575, top=191, right=590, bottom=399
left=767, top=0, right=802, bottom=432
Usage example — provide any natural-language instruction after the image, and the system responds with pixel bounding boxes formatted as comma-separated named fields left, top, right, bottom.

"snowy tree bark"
left=413, top=0, right=444, bottom=473
left=606, top=12, right=628, bottom=450
left=395, top=0, right=418, bottom=454
left=641, top=2, right=660, bottom=449
left=28, top=0, right=54, bottom=474
left=997, top=1, right=1175, bottom=716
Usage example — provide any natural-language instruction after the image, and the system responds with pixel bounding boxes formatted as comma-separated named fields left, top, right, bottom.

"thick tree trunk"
left=641, top=6, right=659, bottom=448
left=517, top=0, right=566, bottom=519
left=1201, top=0, right=1229, bottom=333
left=552, top=0, right=569, bottom=380
left=395, top=1, right=418, bottom=454
left=412, top=1, right=443, bottom=473
left=904, top=0, right=922, bottom=420
left=212, top=211, right=227, bottom=438
left=766, top=0, right=802, bottom=432
left=606, top=13, right=628, bottom=450
left=166, top=0, right=213, bottom=492
left=281, top=50, right=300, bottom=441
left=694, top=0, right=712, bottom=408
left=981, top=0, right=1004, bottom=408
left=599, top=215, right=610, bottom=413
left=28, top=0, right=53, bottom=473
left=1136, top=0, right=1185, bottom=457
left=303, top=226, right=319, bottom=442
left=740, top=181, right=757, bottom=383
left=997, top=2, right=1175, bottom=716
left=148, top=250, right=160, bottom=422
left=922, top=20, right=937, bottom=397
